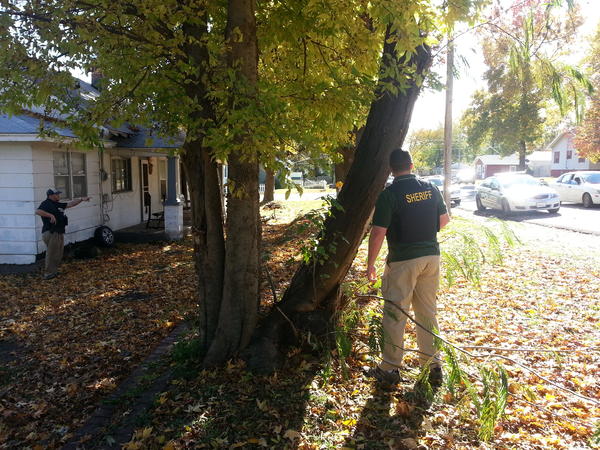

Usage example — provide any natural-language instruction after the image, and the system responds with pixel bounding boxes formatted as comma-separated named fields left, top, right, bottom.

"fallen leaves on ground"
left=0, top=241, right=198, bottom=448
left=1, top=200, right=599, bottom=449
left=142, top=202, right=599, bottom=449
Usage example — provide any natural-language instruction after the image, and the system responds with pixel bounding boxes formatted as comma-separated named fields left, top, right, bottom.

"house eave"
left=0, top=134, right=117, bottom=150
left=111, top=147, right=176, bottom=158
left=0, top=134, right=47, bottom=142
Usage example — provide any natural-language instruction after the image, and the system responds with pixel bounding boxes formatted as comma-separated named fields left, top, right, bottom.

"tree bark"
left=334, top=127, right=363, bottom=189
left=261, top=168, right=275, bottom=204
left=178, top=14, right=226, bottom=356
left=203, top=0, right=260, bottom=365
left=519, top=140, right=527, bottom=170
left=244, top=27, right=433, bottom=373
left=181, top=143, right=225, bottom=354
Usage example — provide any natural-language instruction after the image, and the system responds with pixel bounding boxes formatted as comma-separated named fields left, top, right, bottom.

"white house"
left=0, top=80, right=184, bottom=265
left=548, top=130, right=600, bottom=177
left=524, top=151, right=552, bottom=177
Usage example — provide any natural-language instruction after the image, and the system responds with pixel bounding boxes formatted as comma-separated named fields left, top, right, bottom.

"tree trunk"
left=203, top=0, right=260, bottom=365
left=519, top=140, right=527, bottom=170
left=181, top=143, right=226, bottom=355
left=334, top=146, right=355, bottom=189
left=178, top=15, right=227, bottom=356
left=244, top=27, right=433, bottom=373
left=179, top=161, right=189, bottom=206
left=334, top=127, right=363, bottom=190
left=261, top=168, right=275, bottom=204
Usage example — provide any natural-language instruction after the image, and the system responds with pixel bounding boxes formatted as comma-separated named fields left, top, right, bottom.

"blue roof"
left=116, top=130, right=183, bottom=149
left=0, top=113, right=77, bottom=138
left=1, top=77, right=182, bottom=149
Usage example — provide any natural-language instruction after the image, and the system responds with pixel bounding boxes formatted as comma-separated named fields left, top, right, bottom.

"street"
left=455, top=187, right=600, bottom=236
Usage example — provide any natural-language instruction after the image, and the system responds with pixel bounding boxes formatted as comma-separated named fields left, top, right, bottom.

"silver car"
left=551, top=171, right=600, bottom=208
left=424, top=176, right=461, bottom=206
left=476, top=173, right=560, bottom=214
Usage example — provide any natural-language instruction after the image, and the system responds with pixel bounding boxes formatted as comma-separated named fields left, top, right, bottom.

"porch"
left=114, top=208, right=192, bottom=243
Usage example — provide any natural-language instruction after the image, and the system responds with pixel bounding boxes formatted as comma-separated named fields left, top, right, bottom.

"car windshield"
left=428, top=178, right=443, bottom=186
left=583, top=173, right=600, bottom=184
left=497, top=176, right=539, bottom=188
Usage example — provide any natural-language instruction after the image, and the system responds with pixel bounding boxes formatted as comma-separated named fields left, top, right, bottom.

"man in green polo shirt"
left=366, top=148, right=450, bottom=386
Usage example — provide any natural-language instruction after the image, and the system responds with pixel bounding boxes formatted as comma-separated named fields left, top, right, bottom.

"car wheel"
left=582, top=193, right=593, bottom=208
left=454, top=199, right=461, bottom=206
left=475, top=195, right=486, bottom=211
left=501, top=199, right=511, bottom=216
left=94, top=226, right=115, bottom=247
left=548, top=207, right=560, bottom=214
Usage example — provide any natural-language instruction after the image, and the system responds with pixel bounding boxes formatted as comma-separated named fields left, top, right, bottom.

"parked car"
left=551, top=171, right=600, bottom=208
left=423, top=176, right=462, bottom=206
left=475, top=173, right=560, bottom=214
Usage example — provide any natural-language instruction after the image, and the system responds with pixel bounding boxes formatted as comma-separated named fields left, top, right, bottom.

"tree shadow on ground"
left=148, top=350, right=329, bottom=448
left=472, top=209, right=561, bottom=221
left=343, top=378, right=439, bottom=449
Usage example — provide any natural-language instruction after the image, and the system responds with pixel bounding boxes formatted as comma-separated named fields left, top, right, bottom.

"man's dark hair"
left=389, top=149, right=412, bottom=172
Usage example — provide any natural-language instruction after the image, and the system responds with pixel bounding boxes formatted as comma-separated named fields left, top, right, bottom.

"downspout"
left=98, top=147, right=106, bottom=225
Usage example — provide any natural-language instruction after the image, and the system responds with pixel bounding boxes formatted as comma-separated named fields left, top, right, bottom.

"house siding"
left=0, top=143, right=36, bottom=264
left=31, top=143, right=102, bottom=254
left=100, top=152, right=167, bottom=231
left=549, top=133, right=590, bottom=176
left=1, top=141, right=174, bottom=265
left=101, top=151, right=142, bottom=231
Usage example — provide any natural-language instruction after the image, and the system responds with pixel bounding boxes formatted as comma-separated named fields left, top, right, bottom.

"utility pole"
left=443, top=34, right=454, bottom=212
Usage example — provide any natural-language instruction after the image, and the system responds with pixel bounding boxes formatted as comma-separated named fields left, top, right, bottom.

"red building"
left=474, top=155, right=519, bottom=179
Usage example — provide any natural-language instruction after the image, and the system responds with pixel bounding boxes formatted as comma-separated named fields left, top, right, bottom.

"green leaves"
left=462, top=0, right=586, bottom=159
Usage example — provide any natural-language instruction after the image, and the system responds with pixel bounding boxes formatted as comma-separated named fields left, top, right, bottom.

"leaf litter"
left=1, top=200, right=599, bottom=449
left=0, top=240, right=198, bottom=448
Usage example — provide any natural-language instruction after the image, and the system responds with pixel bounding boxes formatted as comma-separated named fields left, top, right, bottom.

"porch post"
left=164, top=155, right=183, bottom=240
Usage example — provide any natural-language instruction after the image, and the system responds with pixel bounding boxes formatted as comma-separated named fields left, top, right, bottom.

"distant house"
left=473, top=154, right=519, bottom=179
left=0, top=79, right=184, bottom=265
left=525, top=151, right=552, bottom=177
left=548, top=130, right=600, bottom=177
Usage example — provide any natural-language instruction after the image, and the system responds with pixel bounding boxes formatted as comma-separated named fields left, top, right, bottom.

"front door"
left=141, top=160, right=151, bottom=221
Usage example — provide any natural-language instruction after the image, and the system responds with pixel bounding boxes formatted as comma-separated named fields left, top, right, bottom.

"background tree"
left=0, top=0, right=427, bottom=367
left=407, top=125, right=469, bottom=172
left=575, top=23, right=600, bottom=162
left=461, top=0, right=586, bottom=168
left=244, top=0, right=490, bottom=371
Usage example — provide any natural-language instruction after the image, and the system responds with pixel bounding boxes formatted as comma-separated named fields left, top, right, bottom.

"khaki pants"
left=380, top=255, right=441, bottom=371
left=42, top=231, right=64, bottom=276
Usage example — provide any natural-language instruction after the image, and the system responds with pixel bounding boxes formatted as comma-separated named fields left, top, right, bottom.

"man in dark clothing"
left=35, top=188, right=90, bottom=279
left=366, top=149, right=450, bottom=386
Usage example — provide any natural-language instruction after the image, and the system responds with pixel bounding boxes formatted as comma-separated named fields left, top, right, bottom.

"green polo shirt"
left=373, top=174, right=447, bottom=262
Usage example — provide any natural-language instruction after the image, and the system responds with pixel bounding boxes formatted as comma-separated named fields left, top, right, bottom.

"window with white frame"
left=111, top=157, right=132, bottom=192
left=53, top=151, right=87, bottom=199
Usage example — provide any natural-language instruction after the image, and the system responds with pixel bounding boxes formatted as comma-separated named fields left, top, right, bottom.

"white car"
left=475, top=173, right=560, bottom=214
left=551, top=171, right=600, bottom=208
left=424, top=176, right=461, bottom=206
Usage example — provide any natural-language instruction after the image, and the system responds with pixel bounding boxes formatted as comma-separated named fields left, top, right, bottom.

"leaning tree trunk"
left=334, top=145, right=356, bottom=190
left=203, top=0, right=261, bottom=366
left=334, top=127, right=363, bottom=189
left=244, top=27, right=433, bottom=373
left=261, top=168, right=275, bottom=204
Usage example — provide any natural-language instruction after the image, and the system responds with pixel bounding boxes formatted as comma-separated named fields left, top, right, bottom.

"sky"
left=408, top=0, right=600, bottom=135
